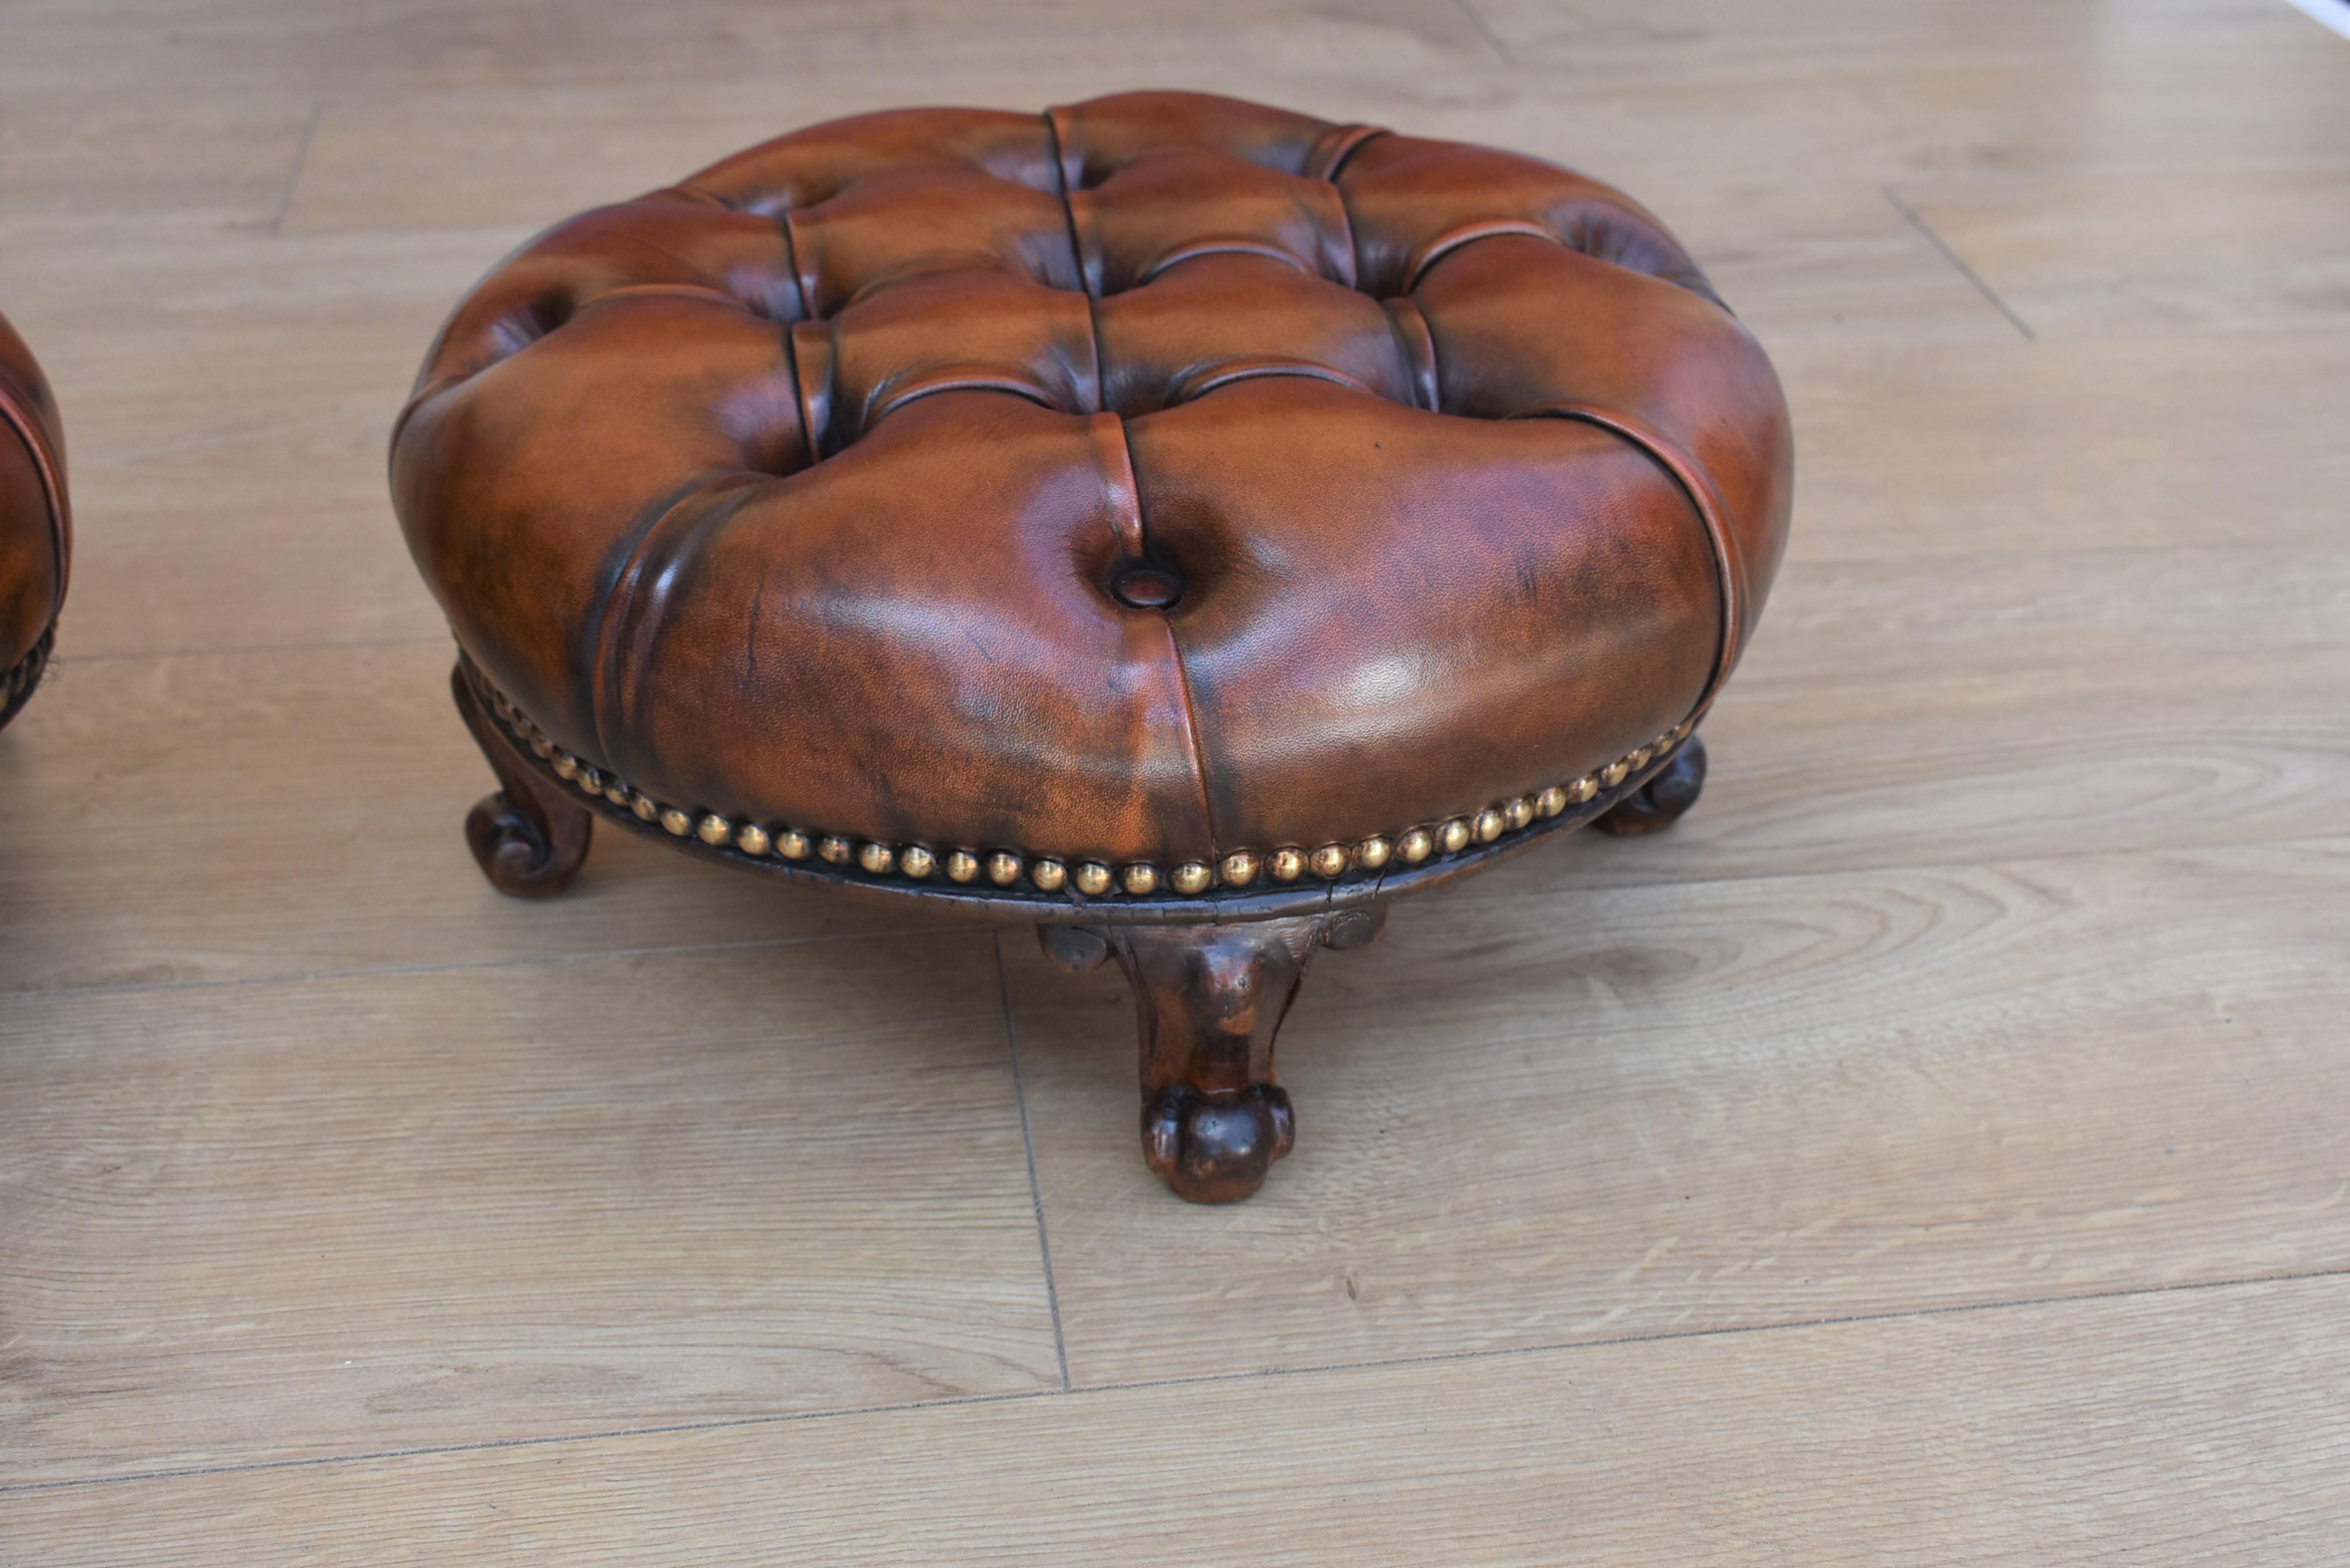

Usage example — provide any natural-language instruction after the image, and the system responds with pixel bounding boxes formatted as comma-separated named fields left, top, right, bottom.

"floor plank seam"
left=1452, top=0, right=1516, bottom=65
left=265, top=101, right=323, bottom=236
left=9, top=1264, right=2342, bottom=1498
left=1882, top=185, right=2038, bottom=342
left=0, top=923, right=988, bottom=1006
left=994, top=929, right=1072, bottom=1392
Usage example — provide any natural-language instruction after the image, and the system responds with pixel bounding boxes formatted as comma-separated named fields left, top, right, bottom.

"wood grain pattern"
left=5, top=1279, right=2343, bottom=1563
left=1903, top=166, right=2350, bottom=338
left=0, top=934, right=1059, bottom=1485
left=1008, top=839, right=2350, bottom=1383
left=0, top=0, right=2344, bottom=1553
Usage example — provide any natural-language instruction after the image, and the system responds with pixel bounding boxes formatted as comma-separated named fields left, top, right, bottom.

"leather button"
left=1110, top=566, right=1183, bottom=609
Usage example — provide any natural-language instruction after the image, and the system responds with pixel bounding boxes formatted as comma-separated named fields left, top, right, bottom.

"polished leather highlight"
left=392, top=92, right=1793, bottom=869
left=0, top=308, right=69, bottom=718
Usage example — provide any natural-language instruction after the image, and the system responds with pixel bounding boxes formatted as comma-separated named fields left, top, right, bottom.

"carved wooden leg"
left=0, top=624, right=53, bottom=732
left=450, top=663, right=592, bottom=897
left=1593, top=734, right=1707, bottom=837
left=1041, top=906, right=1386, bottom=1203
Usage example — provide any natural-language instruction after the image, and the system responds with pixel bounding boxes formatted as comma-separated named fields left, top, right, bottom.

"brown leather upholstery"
left=0, top=309, right=68, bottom=724
left=393, top=91, right=1791, bottom=886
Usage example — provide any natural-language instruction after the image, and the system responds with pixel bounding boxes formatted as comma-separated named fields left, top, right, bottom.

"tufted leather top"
left=393, top=90, right=1791, bottom=887
left=0, top=309, right=68, bottom=689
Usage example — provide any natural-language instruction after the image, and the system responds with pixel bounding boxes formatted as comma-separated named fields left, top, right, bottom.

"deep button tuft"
left=1110, top=565, right=1184, bottom=609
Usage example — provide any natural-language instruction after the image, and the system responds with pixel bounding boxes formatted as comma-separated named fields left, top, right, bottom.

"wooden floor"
left=4, top=1, right=2348, bottom=1559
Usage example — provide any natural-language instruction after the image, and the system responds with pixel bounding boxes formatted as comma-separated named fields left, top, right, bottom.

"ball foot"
left=1593, top=735, right=1707, bottom=837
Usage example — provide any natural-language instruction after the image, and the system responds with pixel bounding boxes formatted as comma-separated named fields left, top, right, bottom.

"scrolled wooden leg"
left=450, top=663, right=592, bottom=897
left=1048, top=906, right=1384, bottom=1204
left=0, top=624, right=54, bottom=731
left=1593, top=734, right=1706, bottom=837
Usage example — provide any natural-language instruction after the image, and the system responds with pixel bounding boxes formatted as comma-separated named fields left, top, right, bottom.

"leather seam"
left=1114, top=414, right=1221, bottom=856
left=1043, top=108, right=1092, bottom=300
left=586, top=473, right=749, bottom=767
left=1523, top=405, right=1742, bottom=722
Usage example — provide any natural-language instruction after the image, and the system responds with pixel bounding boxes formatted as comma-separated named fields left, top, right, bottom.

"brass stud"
left=1170, top=861, right=1212, bottom=895
left=631, top=791, right=659, bottom=822
left=659, top=807, right=693, bottom=837
left=1536, top=785, right=1568, bottom=818
left=1398, top=827, right=1434, bottom=864
left=1269, top=847, right=1306, bottom=882
left=575, top=766, right=605, bottom=797
left=736, top=823, right=771, bottom=857
left=1599, top=760, right=1630, bottom=789
left=1674, top=720, right=1694, bottom=741
left=551, top=752, right=578, bottom=780
left=1219, top=850, right=1260, bottom=887
left=530, top=734, right=555, bottom=759
left=1122, top=863, right=1159, bottom=896
left=945, top=850, right=981, bottom=883
left=604, top=782, right=632, bottom=807
left=1567, top=774, right=1599, bottom=804
left=1030, top=858, right=1066, bottom=891
left=1628, top=746, right=1653, bottom=771
left=1310, top=844, right=1351, bottom=878
left=777, top=828, right=812, bottom=860
left=1440, top=818, right=1471, bottom=854
left=858, top=841, right=896, bottom=876
left=1473, top=808, right=1505, bottom=843
left=1505, top=796, right=1536, bottom=831
left=987, top=851, right=1023, bottom=886
left=901, top=845, right=936, bottom=880
left=697, top=814, right=733, bottom=846
left=1074, top=862, right=1113, bottom=895
left=818, top=835, right=853, bottom=866
left=1356, top=835, right=1393, bottom=870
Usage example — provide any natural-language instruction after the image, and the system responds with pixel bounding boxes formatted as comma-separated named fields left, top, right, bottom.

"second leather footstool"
left=0, top=310, right=67, bottom=730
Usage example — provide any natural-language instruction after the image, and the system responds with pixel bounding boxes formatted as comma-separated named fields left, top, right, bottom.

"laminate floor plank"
left=5, top=1278, right=2341, bottom=1564
left=1903, top=165, right=2350, bottom=337
left=0, top=641, right=961, bottom=998
left=1778, top=328, right=2350, bottom=557
left=1008, top=838, right=2350, bottom=1384
left=0, top=934, right=1057, bottom=1486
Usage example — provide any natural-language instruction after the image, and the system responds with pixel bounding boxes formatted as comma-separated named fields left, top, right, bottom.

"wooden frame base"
left=452, top=659, right=1708, bottom=1203
left=451, top=664, right=592, bottom=896
left=0, top=623, right=55, bottom=732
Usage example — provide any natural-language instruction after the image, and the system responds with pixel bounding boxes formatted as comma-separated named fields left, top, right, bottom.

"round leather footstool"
left=0, top=310, right=68, bottom=730
left=391, top=90, right=1792, bottom=1203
